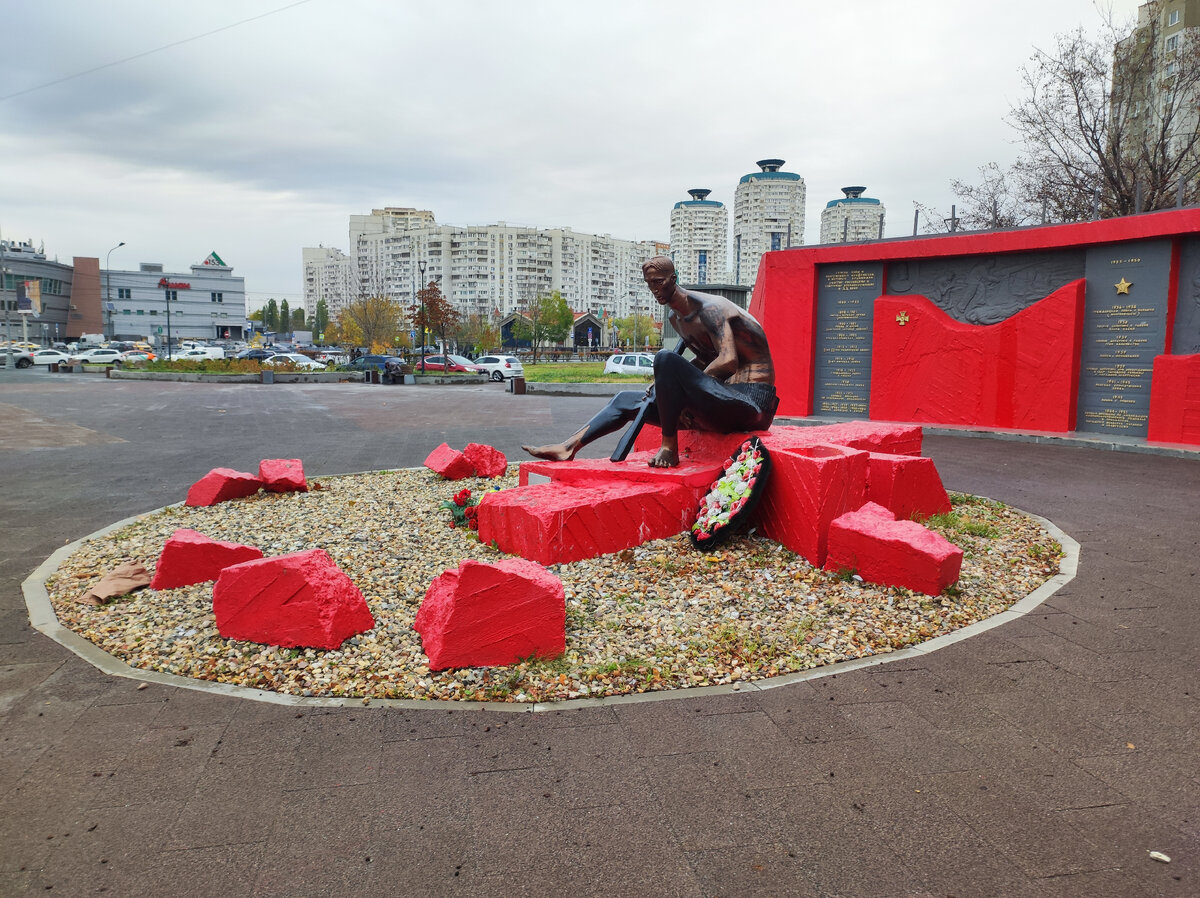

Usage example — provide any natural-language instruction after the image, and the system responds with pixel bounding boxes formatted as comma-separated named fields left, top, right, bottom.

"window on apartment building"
left=211, top=292, right=223, bottom=302
left=1167, top=33, right=1180, bottom=51
left=1169, top=9, right=1180, bottom=25
left=164, top=290, right=178, bottom=302
left=136, top=309, right=145, bottom=315
left=122, top=309, right=132, bottom=315
left=149, top=309, right=158, bottom=315
left=118, top=288, right=132, bottom=299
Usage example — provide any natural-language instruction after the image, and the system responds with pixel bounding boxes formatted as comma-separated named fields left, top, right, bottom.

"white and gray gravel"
left=44, top=468, right=1063, bottom=703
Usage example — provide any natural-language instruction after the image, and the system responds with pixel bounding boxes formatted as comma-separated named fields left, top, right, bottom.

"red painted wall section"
left=1148, top=354, right=1200, bottom=445
left=869, top=280, right=1085, bottom=431
left=751, top=251, right=817, bottom=417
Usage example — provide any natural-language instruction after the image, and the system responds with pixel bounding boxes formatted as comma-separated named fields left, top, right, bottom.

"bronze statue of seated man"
left=523, top=256, right=778, bottom=468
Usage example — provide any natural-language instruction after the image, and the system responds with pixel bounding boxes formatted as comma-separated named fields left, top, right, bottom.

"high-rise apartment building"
left=669, top=189, right=728, bottom=285
left=301, top=246, right=355, bottom=320
left=820, top=187, right=886, bottom=243
left=733, top=159, right=805, bottom=286
left=323, top=208, right=666, bottom=324
left=1114, top=0, right=1200, bottom=193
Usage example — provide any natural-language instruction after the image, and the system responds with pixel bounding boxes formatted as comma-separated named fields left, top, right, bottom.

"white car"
left=263, top=353, right=327, bottom=370
left=473, top=354, right=525, bottom=382
left=603, top=352, right=656, bottom=375
left=176, top=344, right=226, bottom=360
left=30, top=349, right=72, bottom=367
left=72, top=348, right=124, bottom=364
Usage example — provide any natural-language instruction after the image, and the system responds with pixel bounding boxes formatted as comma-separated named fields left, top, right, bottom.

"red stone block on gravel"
left=462, top=443, right=508, bottom=478
left=259, top=458, right=308, bottom=493
left=865, top=452, right=951, bottom=521
left=753, top=444, right=869, bottom=567
left=212, top=549, right=375, bottom=649
left=762, top=422, right=925, bottom=457
left=477, top=480, right=695, bottom=565
left=824, top=502, right=962, bottom=596
left=415, top=558, right=565, bottom=670
left=185, top=467, right=263, bottom=507
left=424, top=443, right=475, bottom=480
left=150, top=528, right=264, bottom=590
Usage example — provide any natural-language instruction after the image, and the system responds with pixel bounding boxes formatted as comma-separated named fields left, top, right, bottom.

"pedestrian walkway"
left=1, top=373, right=1196, bottom=896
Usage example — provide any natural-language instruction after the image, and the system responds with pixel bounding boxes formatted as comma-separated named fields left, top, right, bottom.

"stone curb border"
left=23, top=496, right=1078, bottom=714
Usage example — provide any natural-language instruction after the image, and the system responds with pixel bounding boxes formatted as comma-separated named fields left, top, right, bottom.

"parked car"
left=0, top=349, right=35, bottom=368
left=176, top=344, right=225, bottom=360
left=235, top=348, right=275, bottom=361
left=71, top=348, right=124, bottom=364
left=419, top=354, right=485, bottom=374
left=263, top=353, right=327, bottom=371
left=117, top=350, right=156, bottom=363
left=316, top=351, right=348, bottom=366
left=30, top=349, right=73, bottom=367
left=341, top=354, right=402, bottom=373
left=603, top=352, right=656, bottom=375
left=473, top=354, right=525, bottom=382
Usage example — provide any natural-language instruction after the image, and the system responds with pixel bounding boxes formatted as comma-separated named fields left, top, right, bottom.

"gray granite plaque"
left=1077, top=241, right=1170, bottom=436
left=886, top=249, right=1085, bottom=325
left=1173, top=237, right=1200, bottom=354
left=813, top=263, right=883, bottom=418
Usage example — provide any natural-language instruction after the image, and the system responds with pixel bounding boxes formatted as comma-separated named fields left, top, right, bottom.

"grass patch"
left=522, top=362, right=652, bottom=383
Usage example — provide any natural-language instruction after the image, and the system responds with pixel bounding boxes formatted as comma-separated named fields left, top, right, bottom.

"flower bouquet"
left=441, top=488, right=480, bottom=530
left=689, top=436, right=771, bottom=552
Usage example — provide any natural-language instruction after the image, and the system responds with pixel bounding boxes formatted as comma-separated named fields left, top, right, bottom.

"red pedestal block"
left=754, top=444, right=869, bottom=567
left=477, top=480, right=695, bottom=565
left=424, top=443, right=475, bottom=480
left=259, top=458, right=308, bottom=493
left=864, top=452, right=952, bottom=521
left=1148, top=354, right=1200, bottom=445
left=212, top=549, right=375, bottom=649
left=824, top=502, right=963, bottom=596
left=414, top=559, right=566, bottom=670
left=518, top=454, right=725, bottom=504
left=150, top=528, right=264, bottom=590
left=185, top=468, right=263, bottom=507
left=766, top=422, right=925, bottom=457
left=631, top=424, right=770, bottom=463
left=462, top=443, right=508, bottom=478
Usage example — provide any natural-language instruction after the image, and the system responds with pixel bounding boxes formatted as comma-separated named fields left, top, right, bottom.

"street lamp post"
left=417, top=258, right=427, bottom=373
left=628, top=290, right=638, bottom=350
left=105, top=242, right=125, bottom=340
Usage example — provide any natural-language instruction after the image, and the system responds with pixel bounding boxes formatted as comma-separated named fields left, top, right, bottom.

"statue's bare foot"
left=522, top=442, right=576, bottom=462
left=647, top=447, right=679, bottom=468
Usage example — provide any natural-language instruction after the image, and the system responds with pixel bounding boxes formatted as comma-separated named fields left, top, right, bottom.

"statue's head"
left=642, top=256, right=677, bottom=303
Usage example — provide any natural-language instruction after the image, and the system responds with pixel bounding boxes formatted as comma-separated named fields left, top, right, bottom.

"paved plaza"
left=1, top=368, right=1197, bottom=897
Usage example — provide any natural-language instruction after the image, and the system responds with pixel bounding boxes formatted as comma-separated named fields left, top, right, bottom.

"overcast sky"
left=0, top=0, right=1144, bottom=310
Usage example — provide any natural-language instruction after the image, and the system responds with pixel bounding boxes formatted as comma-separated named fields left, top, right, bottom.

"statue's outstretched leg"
left=522, top=391, right=650, bottom=461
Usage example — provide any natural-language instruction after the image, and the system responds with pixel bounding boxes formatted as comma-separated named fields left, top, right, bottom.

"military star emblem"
left=1115, top=277, right=1132, bottom=294
left=896, top=311, right=910, bottom=326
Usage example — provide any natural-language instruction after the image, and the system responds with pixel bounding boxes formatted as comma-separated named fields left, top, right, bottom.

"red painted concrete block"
left=212, top=549, right=375, bottom=649
left=865, top=452, right=952, bottom=521
left=631, top=424, right=768, bottom=461
left=463, top=443, right=508, bottom=478
left=477, top=480, right=695, bottom=565
left=414, top=558, right=565, bottom=670
left=150, top=528, right=264, bottom=590
left=870, top=284, right=1085, bottom=432
left=825, top=502, right=962, bottom=596
left=766, top=422, right=925, bottom=457
left=185, top=467, right=263, bottom=507
left=1148, top=354, right=1200, bottom=445
left=424, top=442, right=475, bottom=480
left=518, top=454, right=725, bottom=505
left=754, top=444, right=869, bottom=566
left=259, top=458, right=308, bottom=493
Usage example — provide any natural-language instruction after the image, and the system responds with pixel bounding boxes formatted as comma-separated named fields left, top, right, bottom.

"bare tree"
left=1007, top=2, right=1200, bottom=218
left=950, top=163, right=1042, bottom=229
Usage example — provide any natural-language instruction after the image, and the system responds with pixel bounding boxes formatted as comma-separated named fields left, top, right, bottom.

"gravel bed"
left=44, top=468, right=1063, bottom=703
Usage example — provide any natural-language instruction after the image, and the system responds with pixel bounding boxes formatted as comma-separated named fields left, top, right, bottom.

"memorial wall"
left=749, top=208, right=1200, bottom=444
